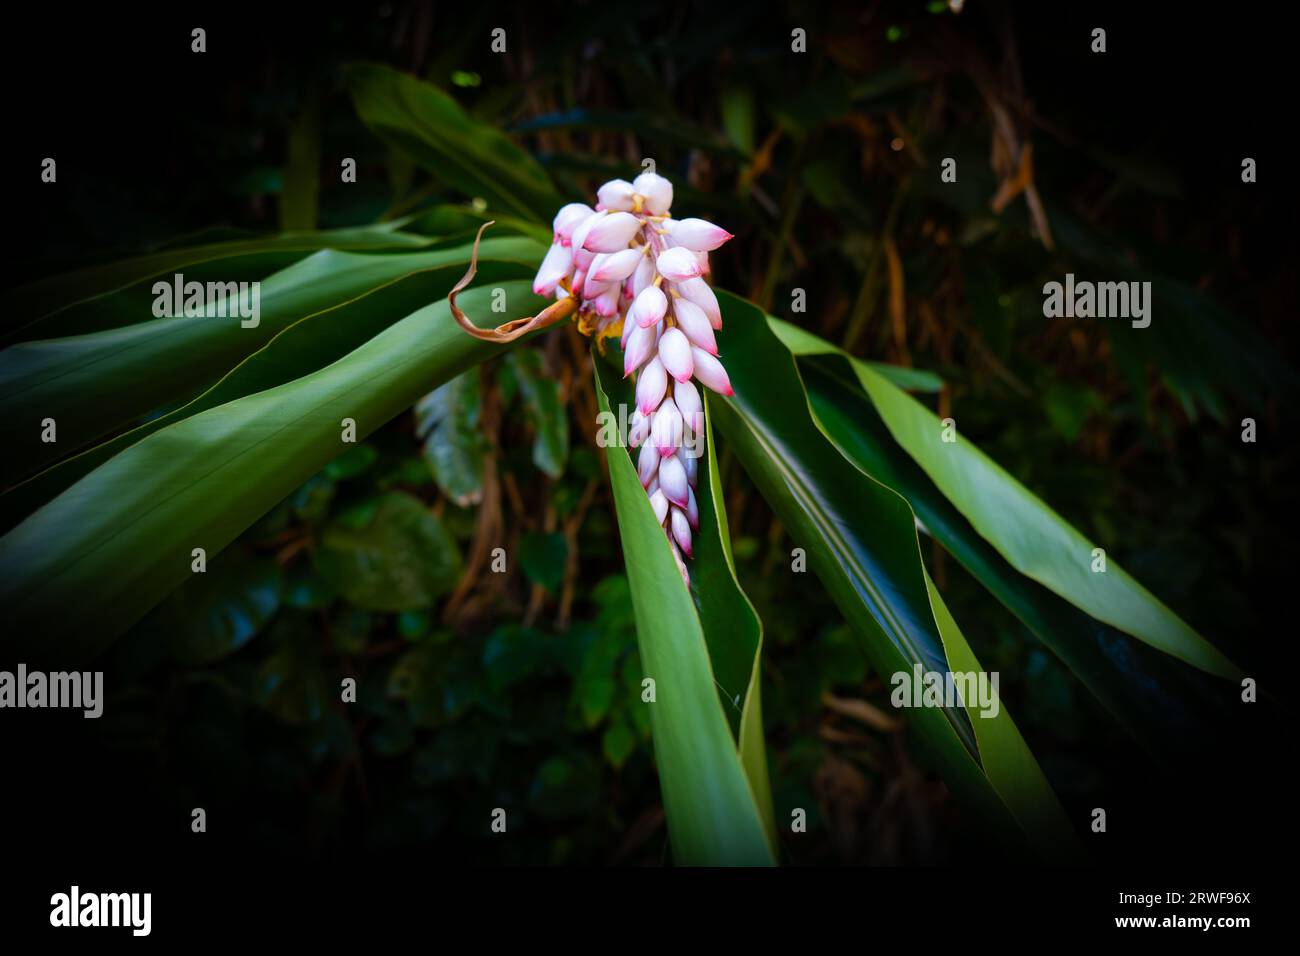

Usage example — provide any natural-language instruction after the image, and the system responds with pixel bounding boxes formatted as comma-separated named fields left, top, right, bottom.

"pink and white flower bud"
left=583, top=212, right=641, bottom=252
left=683, top=450, right=699, bottom=487
left=635, top=357, right=667, bottom=415
left=532, top=242, right=574, bottom=296
left=597, top=179, right=636, bottom=212
left=690, top=347, right=733, bottom=396
left=570, top=211, right=606, bottom=255
left=677, top=277, right=722, bottom=329
left=652, top=398, right=684, bottom=457
left=593, top=288, right=619, bottom=317
left=674, top=379, right=703, bottom=434
left=630, top=256, right=655, bottom=297
left=633, top=171, right=674, bottom=215
left=554, top=203, right=595, bottom=243
left=658, top=454, right=690, bottom=508
left=658, top=327, right=694, bottom=382
left=685, top=485, right=700, bottom=529
left=623, top=321, right=656, bottom=376
left=629, top=410, right=650, bottom=448
left=638, top=442, right=661, bottom=488
left=670, top=507, right=693, bottom=557
left=671, top=298, right=717, bottom=355
left=634, top=285, right=668, bottom=328
left=649, top=488, right=669, bottom=526
left=655, top=247, right=703, bottom=282
left=667, top=217, right=734, bottom=252
left=589, top=247, right=643, bottom=284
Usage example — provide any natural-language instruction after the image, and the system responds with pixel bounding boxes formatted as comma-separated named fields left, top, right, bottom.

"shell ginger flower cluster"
left=533, top=172, right=735, bottom=585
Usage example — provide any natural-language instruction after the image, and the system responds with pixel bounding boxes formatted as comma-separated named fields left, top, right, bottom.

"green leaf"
left=602, top=721, right=637, bottom=768
left=923, top=570, right=1082, bottom=859
left=141, top=551, right=282, bottom=665
left=1, top=255, right=539, bottom=529
left=797, top=354, right=1216, bottom=758
left=345, top=62, right=560, bottom=222
left=415, top=370, right=489, bottom=506
left=0, top=237, right=545, bottom=486
left=519, top=532, right=568, bottom=594
left=591, top=358, right=773, bottom=866
left=3, top=223, right=434, bottom=329
left=775, top=318, right=1241, bottom=679
left=315, top=491, right=462, bottom=612
left=0, top=281, right=546, bottom=662
left=504, top=350, right=569, bottom=479
left=708, top=291, right=1055, bottom=856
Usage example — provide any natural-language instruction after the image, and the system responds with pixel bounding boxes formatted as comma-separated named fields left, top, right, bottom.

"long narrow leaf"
left=592, top=355, right=773, bottom=866
left=0, top=282, right=544, bottom=662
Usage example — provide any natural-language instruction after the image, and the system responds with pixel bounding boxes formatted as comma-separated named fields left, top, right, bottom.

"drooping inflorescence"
left=531, top=172, right=734, bottom=585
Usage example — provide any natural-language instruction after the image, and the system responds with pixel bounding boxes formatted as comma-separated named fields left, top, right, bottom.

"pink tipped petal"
left=554, top=203, right=595, bottom=242
left=532, top=242, right=573, bottom=296
left=594, top=288, right=619, bottom=316
left=590, top=247, right=643, bottom=283
left=695, top=250, right=710, bottom=276
left=672, top=298, right=717, bottom=355
left=658, top=455, right=690, bottom=508
left=630, top=257, right=655, bottom=297
left=655, top=247, right=702, bottom=282
left=649, top=489, right=669, bottom=525
left=634, top=286, right=668, bottom=328
left=658, top=328, right=694, bottom=382
left=677, top=277, right=722, bottom=329
left=573, top=246, right=596, bottom=271
left=668, top=217, right=734, bottom=252
left=629, top=410, right=650, bottom=448
left=638, top=443, right=661, bottom=488
left=652, top=398, right=684, bottom=457
left=597, top=179, right=636, bottom=212
left=583, top=212, right=641, bottom=252
left=635, top=357, right=667, bottom=415
left=685, top=485, right=700, bottom=529
left=570, top=211, right=606, bottom=255
left=682, top=449, right=699, bottom=487
left=633, top=172, right=674, bottom=215
left=670, top=507, right=693, bottom=557
left=674, top=380, right=703, bottom=433
left=623, top=321, right=655, bottom=375
left=691, top=347, right=734, bottom=396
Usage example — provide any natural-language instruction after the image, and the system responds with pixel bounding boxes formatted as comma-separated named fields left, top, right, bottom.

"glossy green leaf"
left=0, top=282, right=545, bottom=663
left=776, top=319, right=1240, bottom=680
left=797, top=353, right=1219, bottom=758
left=709, top=291, right=1062, bottom=857
left=505, top=350, right=569, bottom=479
left=2, top=223, right=433, bottom=328
left=0, top=237, right=545, bottom=486
left=346, top=62, right=560, bottom=222
left=142, top=550, right=283, bottom=665
left=315, top=491, right=462, bottom=612
left=415, top=370, right=489, bottom=506
left=592, top=356, right=773, bottom=866
left=2, top=256, right=538, bottom=529
left=924, top=570, right=1084, bottom=861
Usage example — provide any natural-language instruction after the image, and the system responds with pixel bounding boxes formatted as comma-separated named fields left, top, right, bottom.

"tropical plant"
left=0, top=60, right=1258, bottom=867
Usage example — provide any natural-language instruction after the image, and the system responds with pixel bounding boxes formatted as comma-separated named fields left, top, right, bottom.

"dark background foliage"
left=4, top=0, right=1294, bottom=868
